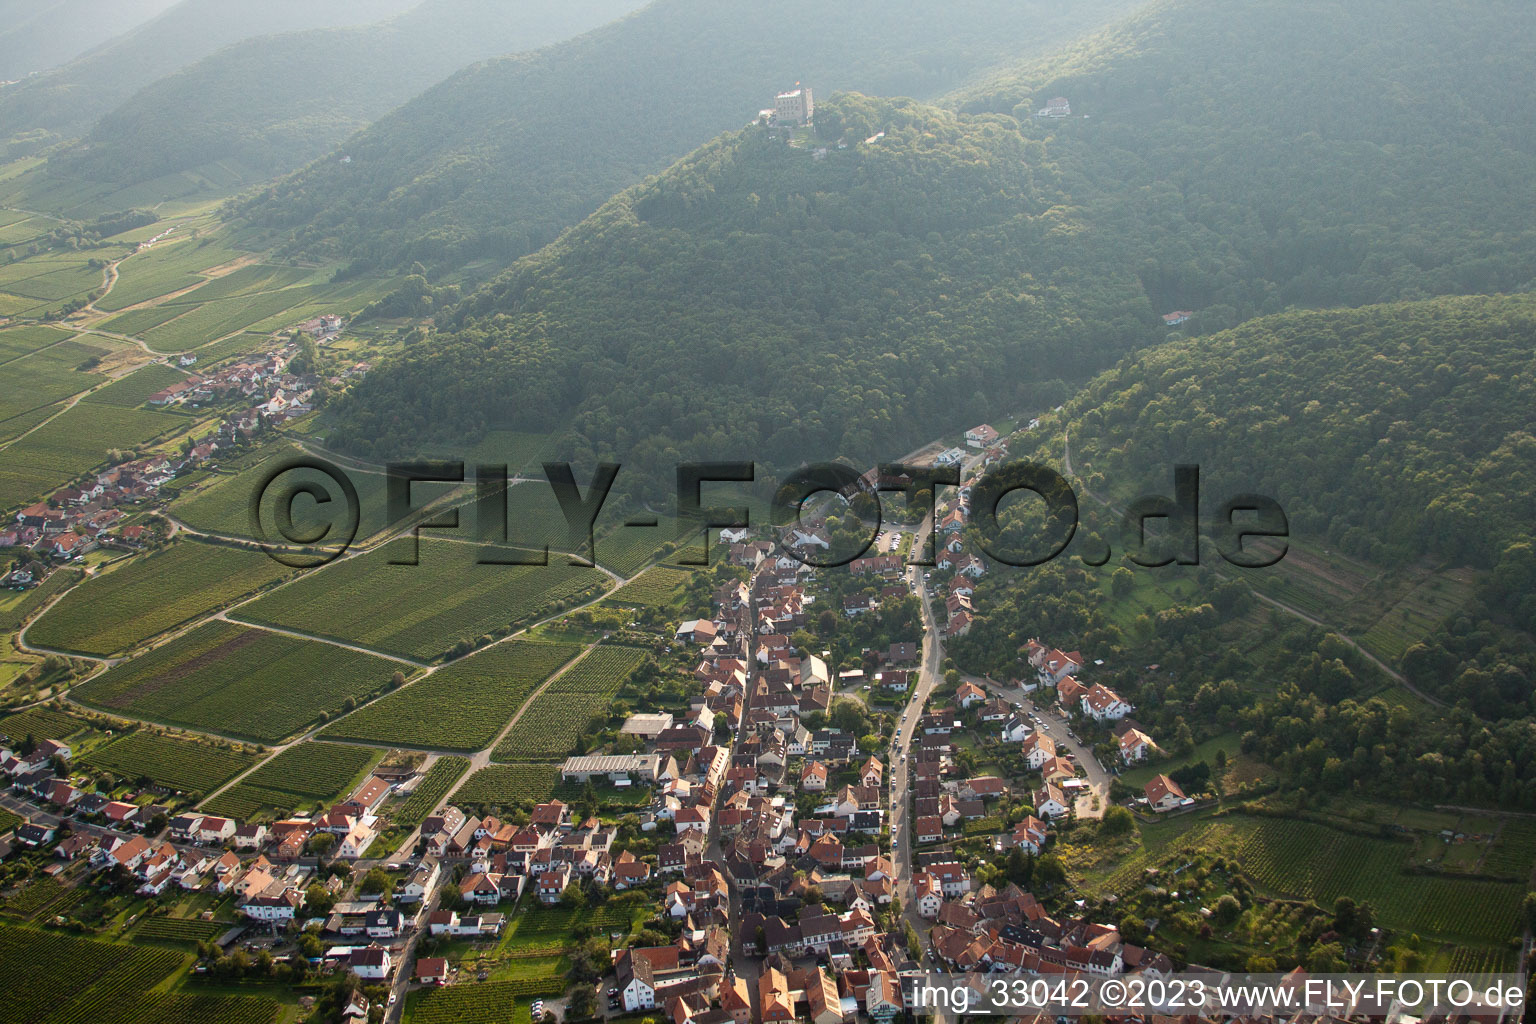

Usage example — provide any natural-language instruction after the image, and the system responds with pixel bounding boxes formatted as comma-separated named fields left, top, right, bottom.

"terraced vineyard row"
left=394, top=757, right=472, bottom=827
left=1234, top=818, right=1523, bottom=942
left=456, top=764, right=560, bottom=808
left=203, top=742, right=377, bottom=818
left=74, top=620, right=402, bottom=742
left=407, top=981, right=540, bottom=1024
left=82, top=730, right=259, bottom=793
left=603, top=565, right=693, bottom=608
left=134, top=916, right=225, bottom=944
left=492, top=646, right=645, bottom=761
left=321, top=640, right=580, bottom=750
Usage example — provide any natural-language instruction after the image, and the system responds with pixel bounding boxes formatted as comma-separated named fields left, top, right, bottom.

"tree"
left=1212, top=894, right=1242, bottom=926
left=1111, top=567, right=1134, bottom=599
left=567, top=983, right=598, bottom=1019
left=1099, top=805, right=1135, bottom=837
left=304, top=883, right=336, bottom=916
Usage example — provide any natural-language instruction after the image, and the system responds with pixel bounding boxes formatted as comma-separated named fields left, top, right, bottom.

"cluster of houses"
left=146, top=346, right=317, bottom=424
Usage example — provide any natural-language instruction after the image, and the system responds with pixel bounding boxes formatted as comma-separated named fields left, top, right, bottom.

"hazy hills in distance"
left=0, top=0, right=178, bottom=80
left=49, top=0, right=651, bottom=187
left=0, top=0, right=421, bottom=155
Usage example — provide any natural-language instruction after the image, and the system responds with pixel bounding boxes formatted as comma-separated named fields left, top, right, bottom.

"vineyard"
left=235, top=537, right=610, bottom=661
left=492, top=646, right=645, bottom=761
left=406, top=981, right=545, bottom=1024
left=456, top=764, right=560, bottom=808
left=26, top=540, right=293, bottom=656
left=0, top=704, right=96, bottom=743
left=0, top=923, right=283, bottom=1024
left=134, top=915, right=224, bottom=944
left=1232, top=817, right=1523, bottom=942
left=1481, top=820, right=1536, bottom=880
left=81, top=730, right=258, bottom=793
left=603, top=565, right=693, bottom=608
left=0, top=875, right=70, bottom=919
left=203, top=742, right=377, bottom=818
left=321, top=640, right=580, bottom=750
left=73, top=620, right=404, bottom=741
left=0, top=566, right=81, bottom=634
left=393, top=757, right=472, bottom=827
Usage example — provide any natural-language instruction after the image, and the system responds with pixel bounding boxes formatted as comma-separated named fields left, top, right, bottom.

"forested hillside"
left=231, top=0, right=1144, bottom=270
left=322, top=0, right=1536, bottom=505
left=0, top=0, right=419, bottom=154
left=321, top=94, right=1150, bottom=492
left=954, top=0, right=1536, bottom=331
left=0, top=0, right=177, bottom=80
left=948, top=295, right=1536, bottom=807
left=48, top=0, right=647, bottom=187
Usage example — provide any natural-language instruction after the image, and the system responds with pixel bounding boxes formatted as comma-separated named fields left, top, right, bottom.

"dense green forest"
left=0, top=0, right=176, bottom=80
left=321, top=0, right=1536, bottom=505
left=948, top=295, right=1536, bottom=808
left=0, top=0, right=419, bottom=154
left=321, top=94, right=1150, bottom=495
left=229, top=0, right=1144, bottom=271
left=954, top=0, right=1536, bottom=330
left=48, top=0, right=647, bottom=186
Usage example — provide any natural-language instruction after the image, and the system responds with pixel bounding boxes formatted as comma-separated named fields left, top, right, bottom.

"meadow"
left=81, top=729, right=259, bottom=794
left=321, top=639, right=580, bottom=751
left=26, top=539, right=293, bottom=656
left=72, top=620, right=402, bottom=741
left=234, top=537, right=610, bottom=661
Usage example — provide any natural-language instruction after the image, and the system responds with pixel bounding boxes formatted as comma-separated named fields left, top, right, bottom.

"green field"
left=603, top=565, right=693, bottom=608
left=321, top=640, right=580, bottom=751
left=0, top=704, right=101, bottom=744
left=83, top=364, right=191, bottom=407
left=394, top=756, right=472, bottom=827
left=0, top=566, right=82, bottom=634
left=491, top=645, right=644, bottom=761
left=0, top=334, right=116, bottom=424
left=26, top=540, right=293, bottom=656
left=81, top=730, right=259, bottom=793
left=141, top=285, right=326, bottom=352
left=234, top=537, right=610, bottom=661
left=0, top=924, right=281, bottom=1024
left=94, top=239, right=240, bottom=311
left=169, top=445, right=415, bottom=544
left=203, top=741, right=379, bottom=818
left=0, top=324, right=73, bottom=361
left=1232, top=816, right=1523, bottom=943
left=0, top=400, right=183, bottom=512
left=73, top=619, right=403, bottom=740
left=456, top=763, right=560, bottom=808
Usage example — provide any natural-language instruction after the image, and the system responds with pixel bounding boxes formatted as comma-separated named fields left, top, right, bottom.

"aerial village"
left=0, top=403, right=1219, bottom=1024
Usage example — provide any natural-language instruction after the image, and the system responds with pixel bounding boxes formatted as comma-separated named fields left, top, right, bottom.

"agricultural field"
left=0, top=566, right=82, bottom=635
left=1479, top=820, right=1536, bottom=881
left=81, top=729, right=259, bottom=793
left=0, top=400, right=183, bottom=513
left=0, top=704, right=103, bottom=743
left=132, top=915, right=225, bottom=945
left=26, top=540, right=294, bottom=656
left=93, top=238, right=241, bottom=312
left=169, top=444, right=409, bottom=544
left=0, top=323, right=74, bottom=360
left=455, top=763, right=560, bottom=808
left=393, top=756, right=472, bottom=827
left=1232, top=816, right=1524, bottom=943
left=73, top=620, right=403, bottom=741
left=603, top=565, right=694, bottom=609
left=203, top=741, right=379, bottom=818
left=491, top=646, right=644, bottom=761
left=234, top=537, right=610, bottom=661
left=591, top=514, right=677, bottom=578
left=0, top=253, right=104, bottom=316
left=0, top=334, right=117, bottom=423
left=1358, top=568, right=1477, bottom=663
left=141, top=285, right=328, bottom=352
left=0, top=924, right=281, bottom=1024
left=82, top=363, right=191, bottom=408
left=405, top=982, right=543, bottom=1024
left=321, top=640, right=579, bottom=751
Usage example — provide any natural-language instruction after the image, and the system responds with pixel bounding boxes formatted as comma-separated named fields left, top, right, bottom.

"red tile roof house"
left=416, top=956, right=450, bottom=985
